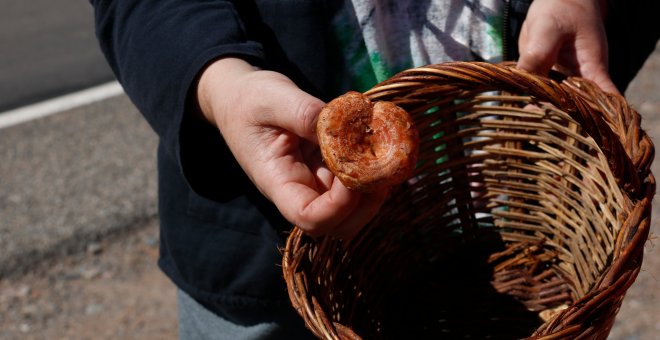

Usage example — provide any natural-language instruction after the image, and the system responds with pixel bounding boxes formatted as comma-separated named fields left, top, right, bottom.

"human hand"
left=517, top=0, right=619, bottom=94
left=196, top=58, right=388, bottom=239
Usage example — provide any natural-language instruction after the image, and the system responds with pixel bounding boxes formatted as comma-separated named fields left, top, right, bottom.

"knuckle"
left=295, top=97, right=323, bottom=137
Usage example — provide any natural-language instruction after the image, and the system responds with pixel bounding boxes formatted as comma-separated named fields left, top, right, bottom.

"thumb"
left=254, top=73, right=325, bottom=143
left=579, top=63, right=620, bottom=95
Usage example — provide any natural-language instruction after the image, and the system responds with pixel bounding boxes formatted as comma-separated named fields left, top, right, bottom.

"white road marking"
left=0, top=81, right=125, bottom=130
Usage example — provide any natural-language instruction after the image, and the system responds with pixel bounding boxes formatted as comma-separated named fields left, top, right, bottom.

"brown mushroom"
left=317, top=91, right=419, bottom=192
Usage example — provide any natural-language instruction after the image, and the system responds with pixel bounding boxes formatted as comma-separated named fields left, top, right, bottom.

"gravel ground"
left=0, top=44, right=657, bottom=340
left=0, top=94, right=158, bottom=280
left=0, top=219, right=177, bottom=339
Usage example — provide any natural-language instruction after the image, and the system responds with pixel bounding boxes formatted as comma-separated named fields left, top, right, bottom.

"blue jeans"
left=177, top=289, right=315, bottom=340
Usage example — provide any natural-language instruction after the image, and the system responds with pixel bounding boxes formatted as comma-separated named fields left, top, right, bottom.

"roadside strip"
left=0, top=81, right=124, bottom=130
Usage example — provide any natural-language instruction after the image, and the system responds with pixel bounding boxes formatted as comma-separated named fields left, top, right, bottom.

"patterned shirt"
left=332, top=0, right=504, bottom=91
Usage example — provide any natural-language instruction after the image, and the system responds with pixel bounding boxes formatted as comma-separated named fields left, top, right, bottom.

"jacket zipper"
left=502, top=0, right=512, bottom=61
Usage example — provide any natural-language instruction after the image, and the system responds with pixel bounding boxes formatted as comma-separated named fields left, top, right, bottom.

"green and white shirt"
left=332, top=0, right=504, bottom=91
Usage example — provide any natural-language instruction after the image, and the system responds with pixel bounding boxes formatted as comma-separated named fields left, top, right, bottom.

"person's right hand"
left=195, top=58, right=388, bottom=239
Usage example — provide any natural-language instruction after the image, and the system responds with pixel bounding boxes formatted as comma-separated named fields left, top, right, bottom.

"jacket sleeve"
left=90, top=0, right=264, bottom=200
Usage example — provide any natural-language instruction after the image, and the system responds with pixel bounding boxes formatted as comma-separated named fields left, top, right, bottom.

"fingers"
left=578, top=62, right=621, bottom=95
left=516, top=0, right=620, bottom=95
left=272, top=174, right=387, bottom=239
left=273, top=176, right=359, bottom=236
left=517, top=14, right=565, bottom=77
left=275, top=139, right=386, bottom=239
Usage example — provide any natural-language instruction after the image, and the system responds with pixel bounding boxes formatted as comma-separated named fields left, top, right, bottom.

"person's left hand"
left=517, top=0, right=619, bottom=94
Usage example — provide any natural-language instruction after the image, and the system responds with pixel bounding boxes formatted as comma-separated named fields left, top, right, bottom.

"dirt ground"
left=0, top=219, right=178, bottom=339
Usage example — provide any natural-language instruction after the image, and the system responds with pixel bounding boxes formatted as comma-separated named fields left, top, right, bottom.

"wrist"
left=196, top=57, right=259, bottom=128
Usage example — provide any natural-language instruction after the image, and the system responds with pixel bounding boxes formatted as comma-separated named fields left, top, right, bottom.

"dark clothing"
left=91, top=0, right=361, bottom=328
left=605, top=0, right=660, bottom=93
left=90, top=0, right=653, bottom=329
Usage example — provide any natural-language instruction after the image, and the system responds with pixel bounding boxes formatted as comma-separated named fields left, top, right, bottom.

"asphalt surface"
left=0, top=94, right=158, bottom=279
left=0, top=0, right=114, bottom=112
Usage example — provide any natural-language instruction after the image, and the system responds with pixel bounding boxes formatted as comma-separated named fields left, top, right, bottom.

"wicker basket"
left=282, top=62, right=655, bottom=339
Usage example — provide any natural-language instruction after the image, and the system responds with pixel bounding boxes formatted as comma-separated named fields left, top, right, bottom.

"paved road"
left=0, top=0, right=114, bottom=112
left=0, top=94, right=158, bottom=278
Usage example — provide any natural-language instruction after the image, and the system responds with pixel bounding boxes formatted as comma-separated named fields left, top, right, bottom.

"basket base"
left=347, top=232, right=562, bottom=339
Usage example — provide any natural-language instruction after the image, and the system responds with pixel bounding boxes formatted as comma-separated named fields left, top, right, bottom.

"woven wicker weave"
left=282, top=62, right=655, bottom=339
